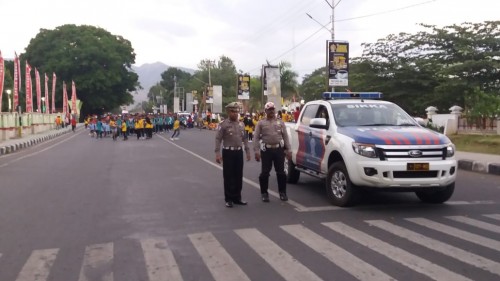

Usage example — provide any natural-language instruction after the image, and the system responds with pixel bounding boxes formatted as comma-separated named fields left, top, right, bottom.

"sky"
left=1, top=0, right=498, bottom=81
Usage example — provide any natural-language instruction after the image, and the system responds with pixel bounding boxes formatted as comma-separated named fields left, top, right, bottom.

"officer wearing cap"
left=215, top=102, right=251, bottom=208
left=254, top=101, right=292, bottom=202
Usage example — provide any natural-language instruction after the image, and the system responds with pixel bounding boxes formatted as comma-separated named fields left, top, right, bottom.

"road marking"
left=406, top=218, right=500, bottom=252
left=367, top=219, right=500, bottom=276
left=0, top=130, right=79, bottom=168
left=484, top=214, right=500, bottom=221
left=189, top=232, right=250, bottom=281
left=446, top=215, right=500, bottom=234
left=281, top=224, right=394, bottom=281
left=235, top=228, right=323, bottom=281
left=78, top=243, right=113, bottom=281
left=15, top=248, right=59, bottom=281
left=140, top=238, right=183, bottom=281
left=323, top=221, right=472, bottom=281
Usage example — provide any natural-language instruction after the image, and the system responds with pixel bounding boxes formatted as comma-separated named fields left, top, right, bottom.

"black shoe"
left=261, top=193, right=270, bottom=202
left=279, top=193, right=288, bottom=201
left=233, top=200, right=248, bottom=205
left=225, top=201, right=233, bottom=208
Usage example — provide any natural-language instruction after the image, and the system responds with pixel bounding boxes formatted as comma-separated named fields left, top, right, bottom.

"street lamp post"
left=6, top=89, right=12, bottom=112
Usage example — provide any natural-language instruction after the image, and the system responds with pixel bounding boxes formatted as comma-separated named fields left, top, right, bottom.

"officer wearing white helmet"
left=215, top=102, right=251, bottom=208
left=254, top=101, right=292, bottom=202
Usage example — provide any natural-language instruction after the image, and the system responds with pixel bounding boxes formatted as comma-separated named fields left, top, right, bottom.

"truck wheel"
left=415, top=183, right=455, bottom=204
left=285, top=158, right=300, bottom=184
left=326, top=162, right=358, bottom=207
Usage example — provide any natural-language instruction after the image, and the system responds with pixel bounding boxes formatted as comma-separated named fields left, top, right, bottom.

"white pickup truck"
left=285, top=92, right=457, bottom=207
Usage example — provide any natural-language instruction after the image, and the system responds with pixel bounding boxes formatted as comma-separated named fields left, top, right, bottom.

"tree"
left=299, top=67, right=328, bottom=102
left=278, top=61, right=299, bottom=100
left=159, top=67, right=192, bottom=111
left=22, top=24, right=139, bottom=117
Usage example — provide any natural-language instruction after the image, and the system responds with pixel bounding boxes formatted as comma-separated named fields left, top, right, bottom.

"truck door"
left=295, top=104, right=327, bottom=171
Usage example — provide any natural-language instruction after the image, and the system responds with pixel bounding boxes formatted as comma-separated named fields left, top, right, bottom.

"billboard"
left=327, top=41, right=349, bottom=87
left=237, top=74, right=250, bottom=100
left=213, top=85, right=222, bottom=113
left=263, top=66, right=281, bottom=110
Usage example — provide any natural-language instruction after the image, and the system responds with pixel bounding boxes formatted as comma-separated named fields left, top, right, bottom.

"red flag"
left=63, top=82, right=68, bottom=114
left=35, top=68, right=42, bottom=112
left=13, top=53, right=19, bottom=110
left=51, top=73, right=56, bottom=113
left=0, top=51, right=4, bottom=112
left=71, top=80, right=77, bottom=115
left=44, top=73, right=49, bottom=114
left=25, top=61, right=33, bottom=113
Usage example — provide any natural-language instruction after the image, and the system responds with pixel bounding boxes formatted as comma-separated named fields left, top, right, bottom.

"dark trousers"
left=259, top=148, right=287, bottom=194
left=222, top=149, right=244, bottom=202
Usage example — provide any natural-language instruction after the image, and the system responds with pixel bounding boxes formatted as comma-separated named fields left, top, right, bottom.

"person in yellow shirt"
left=135, top=115, right=144, bottom=140
left=121, top=119, right=128, bottom=141
left=109, top=118, right=118, bottom=141
left=170, top=116, right=180, bottom=140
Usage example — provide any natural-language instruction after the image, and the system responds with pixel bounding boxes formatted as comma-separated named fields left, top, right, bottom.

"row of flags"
left=0, top=50, right=77, bottom=114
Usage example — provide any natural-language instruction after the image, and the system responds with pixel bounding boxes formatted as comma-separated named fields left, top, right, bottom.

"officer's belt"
left=223, top=146, right=242, bottom=150
left=264, top=144, right=281, bottom=148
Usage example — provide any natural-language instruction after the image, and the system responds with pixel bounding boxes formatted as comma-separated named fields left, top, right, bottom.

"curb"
left=457, top=159, right=500, bottom=176
left=0, top=129, right=71, bottom=156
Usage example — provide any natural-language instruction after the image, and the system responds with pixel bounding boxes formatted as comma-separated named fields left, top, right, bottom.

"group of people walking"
left=215, top=101, right=291, bottom=208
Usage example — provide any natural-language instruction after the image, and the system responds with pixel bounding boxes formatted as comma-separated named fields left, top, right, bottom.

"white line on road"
left=15, top=248, right=59, bottom=281
left=406, top=218, right=500, bottom=252
left=446, top=215, right=500, bottom=234
left=323, top=221, right=472, bottom=281
left=189, top=232, right=250, bottom=281
left=484, top=214, right=500, bottom=221
left=281, top=224, right=395, bottom=281
left=367, top=219, right=500, bottom=276
left=78, top=243, right=113, bottom=281
left=140, top=238, right=183, bottom=281
left=235, top=228, right=323, bottom=281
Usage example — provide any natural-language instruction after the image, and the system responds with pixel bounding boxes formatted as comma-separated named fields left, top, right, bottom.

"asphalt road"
left=0, top=128, right=499, bottom=281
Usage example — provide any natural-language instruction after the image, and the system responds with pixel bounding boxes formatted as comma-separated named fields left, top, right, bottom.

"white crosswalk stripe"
left=235, top=228, right=323, bottom=281
left=3, top=214, right=500, bottom=281
left=281, top=224, right=395, bottom=281
left=484, top=214, right=500, bottom=221
left=189, top=232, right=250, bottom=281
left=140, top=238, right=183, bottom=281
left=78, top=242, right=113, bottom=281
left=446, top=215, right=500, bottom=233
left=15, top=248, right=59, bottom=281
left=322, top=221, right=472, bottom=281
left=406, top=217, right=500, bottom=251
left=367, top=219, right=500, bottom=276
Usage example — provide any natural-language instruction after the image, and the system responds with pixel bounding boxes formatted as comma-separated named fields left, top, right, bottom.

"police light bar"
left=322, top=92, right=383, bottom=100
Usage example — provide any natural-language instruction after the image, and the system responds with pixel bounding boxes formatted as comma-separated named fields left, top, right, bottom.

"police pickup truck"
left=285, top=92, right=457, bottom=207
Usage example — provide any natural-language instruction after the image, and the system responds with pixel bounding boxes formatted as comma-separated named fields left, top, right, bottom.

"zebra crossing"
left=2, top=214, right=499, bottom=281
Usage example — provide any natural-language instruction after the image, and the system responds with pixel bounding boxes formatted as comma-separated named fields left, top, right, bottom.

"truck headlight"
left=446, top=143, right=455, bottom=157
left=352, top=143, right=378, bottom=158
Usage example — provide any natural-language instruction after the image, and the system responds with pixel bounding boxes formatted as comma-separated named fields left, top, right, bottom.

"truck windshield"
left=331, top=103, right=418, bottom=127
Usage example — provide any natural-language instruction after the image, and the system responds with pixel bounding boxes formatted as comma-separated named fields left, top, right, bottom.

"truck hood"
left=337, top=126, right=450, bottom=145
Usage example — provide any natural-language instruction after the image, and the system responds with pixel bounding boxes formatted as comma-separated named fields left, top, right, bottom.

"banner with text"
left=327, top=40, right=349, bottom=87
left=237, top=74, right=250, bottom=100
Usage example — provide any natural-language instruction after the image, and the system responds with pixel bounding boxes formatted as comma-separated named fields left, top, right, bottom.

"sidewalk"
left=1, top=128, right=499, bottom=176
left=0, top=127, right=72, bottom=155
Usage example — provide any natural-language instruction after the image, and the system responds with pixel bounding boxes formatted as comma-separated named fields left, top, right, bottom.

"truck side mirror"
left=310, top=118, right=328, bottom=129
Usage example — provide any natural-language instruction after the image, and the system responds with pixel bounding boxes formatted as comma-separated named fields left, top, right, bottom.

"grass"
left=448, top=134, right=500, bottom=155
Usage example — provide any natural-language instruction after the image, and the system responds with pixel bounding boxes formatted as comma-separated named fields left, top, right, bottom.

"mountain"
left=131, top=62, right=195, bottom=105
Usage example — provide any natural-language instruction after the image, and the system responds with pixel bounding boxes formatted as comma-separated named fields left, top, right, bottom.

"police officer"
left=215, top=102, right=251, bottom=208
left=254, top=102, right=292, bottom=202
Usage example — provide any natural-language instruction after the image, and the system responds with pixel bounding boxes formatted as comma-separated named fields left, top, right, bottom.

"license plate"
left=407, top=163, right=429, bottom=171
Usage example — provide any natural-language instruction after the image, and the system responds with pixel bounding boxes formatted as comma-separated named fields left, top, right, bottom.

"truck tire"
left=325, top=162, right=358, bottom=207
left=415, top=183, right=455, bottom=204
left=285, top=158, right=300, bottom=184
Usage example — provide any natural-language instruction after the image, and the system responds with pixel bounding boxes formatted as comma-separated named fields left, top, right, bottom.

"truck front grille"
left=377, top=147, right=446, bottom=161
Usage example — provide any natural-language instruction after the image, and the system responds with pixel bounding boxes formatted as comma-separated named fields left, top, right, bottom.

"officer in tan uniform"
left=215, top=102, right=251, bottom=208
left=254, top=102, right=292, bottom=202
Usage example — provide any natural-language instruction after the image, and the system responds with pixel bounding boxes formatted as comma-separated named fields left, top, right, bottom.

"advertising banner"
left=35, top=68, right=41, bottom=112
left=264, top=66, right=281, bottom=110
left=173, top=97, right=180, bottom=113
left=0, top=51, right=4, bottom=111
left=212, top=85, right=222, bottom=113
left=206, top=85, right=213, bottom=104
left=237, top=74, right=250, bottom=100
left=25, top=62, right=33, bottom=113
left=327, top=41, right=349, bottom=87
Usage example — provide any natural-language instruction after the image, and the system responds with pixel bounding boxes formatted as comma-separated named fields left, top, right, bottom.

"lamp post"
left=6, top=89, right=12, bottom=112
left=41, top=97, right=46, bottom=113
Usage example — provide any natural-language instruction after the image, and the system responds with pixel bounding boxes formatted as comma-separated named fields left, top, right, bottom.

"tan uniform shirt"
left=253, top=117, right=291, bottom=152
left=215, top=119, right=250, bottom=153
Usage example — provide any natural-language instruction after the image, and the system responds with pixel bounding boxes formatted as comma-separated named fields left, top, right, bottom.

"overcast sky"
left=1, top=0, right=497, bottom=80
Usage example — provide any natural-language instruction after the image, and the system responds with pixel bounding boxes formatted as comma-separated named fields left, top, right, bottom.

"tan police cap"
left=225, top=102, right=240, bottom=111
